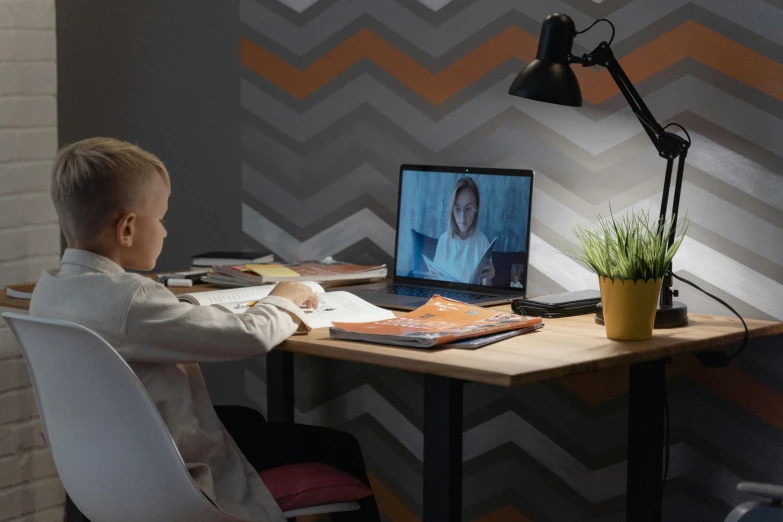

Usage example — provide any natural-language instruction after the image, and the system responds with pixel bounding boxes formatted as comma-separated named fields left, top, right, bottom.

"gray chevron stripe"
left=589, top=58, right=783, bottom=121
left=241, top=0, right=593, bottom=58
left=245, top=189, right=396, bottom=239
left=333, top=238, right=394, bottom=265
left=673, top=395, right=783, bottom=483
left=243, top=367, right=783, bottom=509
left=246, top=370, right=427, bottom=459
left=241, top=120, right=419, bottom=193
left=241, top=75, right=783, bottom=155
left=561, top=0, right=635, bottom=19
left=241, top=119, right=783, bottom=236
left=242, top=203, right=396, bottom=259
left=533, top=180, right=783, bottom=274
left=257, top=0, right=338, bottom=21
left=241, top=162, right=397, bottom=227
left=526, top=265, right=570, bottom=296
left=242, top=105, right=783, bottom=195
left=246, top=358, right=426, bottom=420
left=240, top=136, right=783, bottom=284
left=243, top=0, right=783, bottom=57
left=686, top=223, right=783, bottom=284
left=673, top=270, right=778, bottom=322
left=464, top=453, right=616, bottom=519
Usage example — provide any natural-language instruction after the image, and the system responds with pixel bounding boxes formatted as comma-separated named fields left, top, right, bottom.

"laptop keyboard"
left=386, top=284, right=498, bottom=302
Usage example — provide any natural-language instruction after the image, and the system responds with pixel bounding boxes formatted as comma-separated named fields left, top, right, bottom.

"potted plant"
left=569, top=208, right=688, bottom=341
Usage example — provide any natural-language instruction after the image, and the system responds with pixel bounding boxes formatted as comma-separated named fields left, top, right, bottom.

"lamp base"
left=595, top=301, right=688, bottom=329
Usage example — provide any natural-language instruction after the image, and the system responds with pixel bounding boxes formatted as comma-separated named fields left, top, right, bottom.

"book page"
left=469, top=236, right=498, bottom=285
left=179, top=281, right=325, bottom=308
left=422, top=254, right=461, bottom=282
left=299, top=291, right=395, bottom=329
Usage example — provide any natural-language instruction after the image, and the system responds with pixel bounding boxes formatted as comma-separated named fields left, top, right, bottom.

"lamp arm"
left=571, top=40, right=691, bottom=308
left=570, top=43, right=665, bottom=149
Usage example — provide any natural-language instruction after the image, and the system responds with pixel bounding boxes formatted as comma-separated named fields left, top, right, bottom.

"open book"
left=178, top=282, right=395, bottom=329
left=422, top=237, right=497, bottom=285
left=330, top=295, right=543, bottom=348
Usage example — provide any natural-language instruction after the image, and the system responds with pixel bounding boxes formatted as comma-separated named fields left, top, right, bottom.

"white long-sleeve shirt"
left=30, top=249, right=308, bottom=522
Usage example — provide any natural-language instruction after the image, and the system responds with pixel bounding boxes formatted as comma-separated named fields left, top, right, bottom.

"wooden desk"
left=271, top=308, right=782, bottom=522
left=5, top=287, right=782, bottom=522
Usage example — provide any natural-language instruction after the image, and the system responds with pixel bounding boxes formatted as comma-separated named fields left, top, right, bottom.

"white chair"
left=2, top=312, right=359, bottom=522
left=725, top=482, right=783, bottom=522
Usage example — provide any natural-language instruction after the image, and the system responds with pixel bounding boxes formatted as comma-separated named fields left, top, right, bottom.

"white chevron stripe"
left=242, top=203, right=396, bottom=260
left=248, top=372, right=751, bottom=505
left=675, top=238, right=783, bottom=320
left=528, top=234, right=599, bottom=291
left=464, top=411, right=626, bottom=502
left=688, top=131, right=783, bottom=212
left=533, top=187, right=783, bottom=318
left=245, top=370, right=425, bottom=459
left=535, top=183, right=783, bottom=268
left=417, top=0, right=457, bottom=10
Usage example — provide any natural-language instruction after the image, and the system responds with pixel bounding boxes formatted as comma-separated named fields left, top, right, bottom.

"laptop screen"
left=395, top=165, right=534, bottom=293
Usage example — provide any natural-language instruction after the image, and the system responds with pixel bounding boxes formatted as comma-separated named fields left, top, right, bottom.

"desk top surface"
left=3, top=283, right=781, bottom=387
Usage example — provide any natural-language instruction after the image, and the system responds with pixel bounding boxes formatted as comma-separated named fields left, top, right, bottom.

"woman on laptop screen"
left=428, top=177, right=495, bottom=285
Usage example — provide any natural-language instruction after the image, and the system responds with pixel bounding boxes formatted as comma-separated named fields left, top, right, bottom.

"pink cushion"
left=259, top=462, right=373, bottom=512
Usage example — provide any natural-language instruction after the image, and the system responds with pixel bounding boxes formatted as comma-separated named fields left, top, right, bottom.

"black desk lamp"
left=509, top=13, right=689, bottom=328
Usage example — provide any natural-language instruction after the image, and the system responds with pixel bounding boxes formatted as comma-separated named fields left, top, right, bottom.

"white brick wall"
left=0, top=0, right=62, bottom=520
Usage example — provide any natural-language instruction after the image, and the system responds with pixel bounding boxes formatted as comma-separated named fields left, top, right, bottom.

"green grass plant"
left=568, top=207, right=688, bottom=283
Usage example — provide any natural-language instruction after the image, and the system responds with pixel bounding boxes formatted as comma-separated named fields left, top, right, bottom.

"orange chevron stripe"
left=559, top=356, right=783, bottom=430
left=369, top=472, right=533, bottom=521
left=368, top=471, right=419, bottom=522
left=679, top=356, right=783, bottom=431
left=241, top=28, right=538, bottom=105
left=473, top=506, right=533, bottom=522
left=578, top=20, right=783, bottom=104
left=241, top=22, right=783, bottom=106
left=558, top=366, right=629, bottom=406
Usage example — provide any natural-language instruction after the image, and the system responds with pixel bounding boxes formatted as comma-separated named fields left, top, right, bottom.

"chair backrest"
left=2, top=313, right=239, bottom=522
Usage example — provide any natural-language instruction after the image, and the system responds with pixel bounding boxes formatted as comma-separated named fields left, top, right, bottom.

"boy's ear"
left=116, top=213, right=136, bottom=247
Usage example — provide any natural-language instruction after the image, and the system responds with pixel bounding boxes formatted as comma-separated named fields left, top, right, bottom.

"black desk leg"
left=626, top=359, right=665, bottom=522
left=423, top=375, right=464, bottom=522
left=266, top=350, right=295, bottom=423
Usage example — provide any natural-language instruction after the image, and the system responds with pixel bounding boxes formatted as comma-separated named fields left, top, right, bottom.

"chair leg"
left=65, top=494, right=90, bottom=522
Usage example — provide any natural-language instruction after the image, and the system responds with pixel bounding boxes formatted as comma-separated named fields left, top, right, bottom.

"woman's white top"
left=433, top=229, right=489, bottom=283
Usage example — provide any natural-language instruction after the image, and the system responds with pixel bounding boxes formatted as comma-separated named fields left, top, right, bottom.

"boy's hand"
left=268, top=282, right=319, bottom=309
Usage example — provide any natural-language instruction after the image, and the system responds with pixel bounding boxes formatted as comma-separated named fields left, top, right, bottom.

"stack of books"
left=330, top=295, right=543, bottom=349
left=202, top=260, right=387, bottom=287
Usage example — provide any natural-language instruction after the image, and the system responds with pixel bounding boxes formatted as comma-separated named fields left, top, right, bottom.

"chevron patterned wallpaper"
left=237, top=0, right=783, bottom=520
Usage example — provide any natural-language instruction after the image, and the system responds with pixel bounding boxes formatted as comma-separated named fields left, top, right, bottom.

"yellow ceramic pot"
left=599, top=277, right=663, bottom=341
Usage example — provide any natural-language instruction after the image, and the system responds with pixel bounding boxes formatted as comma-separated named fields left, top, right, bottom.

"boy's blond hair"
left=52, top=137, right=169, bottom=245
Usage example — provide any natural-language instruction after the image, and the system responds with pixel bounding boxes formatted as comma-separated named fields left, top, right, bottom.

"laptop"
left=344, top=164, right=534, bottom=310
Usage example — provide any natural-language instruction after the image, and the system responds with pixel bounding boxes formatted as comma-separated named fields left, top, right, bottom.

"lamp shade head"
left=508, top=13, right=583, bottom=107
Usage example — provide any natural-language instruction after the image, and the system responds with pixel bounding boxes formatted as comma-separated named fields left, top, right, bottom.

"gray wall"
left=57, top=0, right=243, bottom=272
left=57, top=0, right=253, bottom=405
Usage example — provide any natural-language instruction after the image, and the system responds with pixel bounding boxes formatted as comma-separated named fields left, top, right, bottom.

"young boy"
left=30, top=138, right=380, bottom=522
